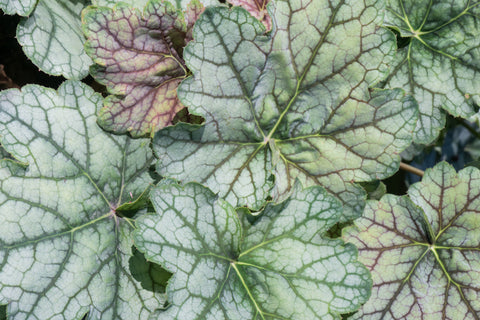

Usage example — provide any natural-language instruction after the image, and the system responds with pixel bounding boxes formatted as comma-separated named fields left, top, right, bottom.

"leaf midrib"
left=263, top=0, right=344, bottom=143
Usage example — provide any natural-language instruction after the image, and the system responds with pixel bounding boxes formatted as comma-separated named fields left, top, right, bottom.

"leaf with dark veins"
left=153, top=0, right=418, bottom=219
left=83, top=0, right=191, bottom=137
left=0, top=0, right=37, bottom=16
left=227, top=0, right=272, bottom=30
left=383, top=0, right=480, bottom=144
left=0, top=81, right=164, bottom=319
left=93, top=0, right=220, bottom=9
left=185, top=0, right=206, bottom=42
left=344, top=162, right=480, bottom=319
left=135, top=181, right=371, bottom=320
left=15, top=0, right=93, bottom=79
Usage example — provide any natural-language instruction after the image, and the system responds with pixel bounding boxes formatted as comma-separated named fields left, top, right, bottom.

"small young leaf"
left=227, top=0, right=271, bottom=30
left=0, top=0, right=36, bottom=16
left=0, top=81, right=164, bottom=319
left=383, top=0, right=480, bottom=144
left=344, top=162, right=480, bottom=319
left=16, top=0, right=93, bottom=79
left=83, top=0, right=193, bottom=137
left=135, top=181, right=371, bottom=319
left=154, top=0, right=418, bottom=219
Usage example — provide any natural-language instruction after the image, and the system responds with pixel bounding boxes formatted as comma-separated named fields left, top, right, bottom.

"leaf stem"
left=400, top=162, right=424, bottom=177
left=458, top=118, right=480, bottom=140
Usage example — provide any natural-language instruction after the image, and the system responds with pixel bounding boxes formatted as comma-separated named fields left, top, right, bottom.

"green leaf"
left=227, top=0, right=271, bottom=30
left=83, top=0, right=192, bottom=137
left=15, top=0, right=93, bottom=79
left=0, top=0, right=37, bottom=16
left=344, top=162, right=480, bottom=319
left=0, top=81, right=164, bottom=319
left=153, top=0, right=418, bottom=219
left=92, top=0, right=220, bottom=10
left=383, top=0, right=480, bottom=144
left=135, top=181, right=371, bottom=320
left=93, top=0, right=151, bottom=9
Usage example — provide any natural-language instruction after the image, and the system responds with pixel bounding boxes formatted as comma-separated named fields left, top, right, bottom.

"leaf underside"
left=383, top=0, right=480, bottom=144
left=0, top=81, right=164, bottom=319
left=135, top=181, right=371, bottom=320
left=344, top=162, right=480, bottom=319
left=154, top=0, right=418, bottom=220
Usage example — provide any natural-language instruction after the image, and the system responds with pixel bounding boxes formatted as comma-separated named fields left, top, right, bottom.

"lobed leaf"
left=83, top=0, right=196, bottom=137
left=227, top=0, right=272, bottom=30
left=153, top=0, right=418, bottom=219
left=135, top=181, right=371, bottom=320
left=16, top=0, right=93, bottom=79
left=344, top=162, right=480, bottom=319
left=0, top=81, right=164, bottom=319
left=383, top=0, right=480, bottom=144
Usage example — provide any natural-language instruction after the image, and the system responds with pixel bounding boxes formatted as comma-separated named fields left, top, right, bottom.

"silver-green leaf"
left=92, top=0, right=221, bottom=9
left=153, top=0, right=418, bottom=219
left=135, top=181, right=371, bottom=319
left=0, top=0, right=37, bottom=16
left=16, top=0, right=93, bottom=79
left=344, top=162, right=480, bottom=319
left=383, top=0, right=480, bottom=144
left=0, top=81, right=164, bottom=319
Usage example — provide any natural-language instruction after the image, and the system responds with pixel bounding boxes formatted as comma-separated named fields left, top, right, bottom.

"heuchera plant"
left=0, top=0, right=479, bottom=319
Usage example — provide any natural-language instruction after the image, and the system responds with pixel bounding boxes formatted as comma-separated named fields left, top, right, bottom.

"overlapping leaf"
left=153, top=0, right=418, bottom=219
left=227, top=0, right=271, bottom=30
left=83, top=0, right=208, bottom=137
left=383, top=0, right=480, bottom=144
left=344, top=162, right=480, bottom=319
left=0, top=81, right=164, bottom=319
left=0, top=0, right=37, bottom=16
left=93, top=0, right=220, bottom=9
left=14, top=0, right=93, bottom=79
left=135, top=181, right=371, bottom=319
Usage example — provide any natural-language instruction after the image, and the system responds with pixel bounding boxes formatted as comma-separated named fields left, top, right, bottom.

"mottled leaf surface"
left=84, top=0, right=192, bottom=137
left=0, top=0, right=36, bottom=16
left=0, top=81, right=164, bottom=319
left=344, top=162, right=480, bottom=319
left=383, top=0, right=480, bottom=144
left=154, top=0, right=417, bottom=219
left=227, top=0, right=271, bottom=30
left=16, top=0, right=93, bottom=79
left=93, top=0, right=220, bottom=9
left=135, top=181, right=371, bottom=320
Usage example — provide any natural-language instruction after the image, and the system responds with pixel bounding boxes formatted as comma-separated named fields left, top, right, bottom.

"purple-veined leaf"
left=153, top=0, right=418, bottom=219
left=227, top=0, right=271, bottom=30
left=344, top=162, right=480, bottom=319
left=383, top=0, right=480, bottom=144
left=83, top=0, right=201, bottom=137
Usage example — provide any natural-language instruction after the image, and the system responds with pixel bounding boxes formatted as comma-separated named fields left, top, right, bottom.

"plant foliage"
left=383, top=0, right=480, bottom=144
left=136, top=181, right=371, bottom=319
left=154, top=0, right=417, bottom=219
left=0, top=82, right=163, bottom=319
left=0, top=0, right=480, bottom=319
left=344, top=162, right=480, bottom=319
